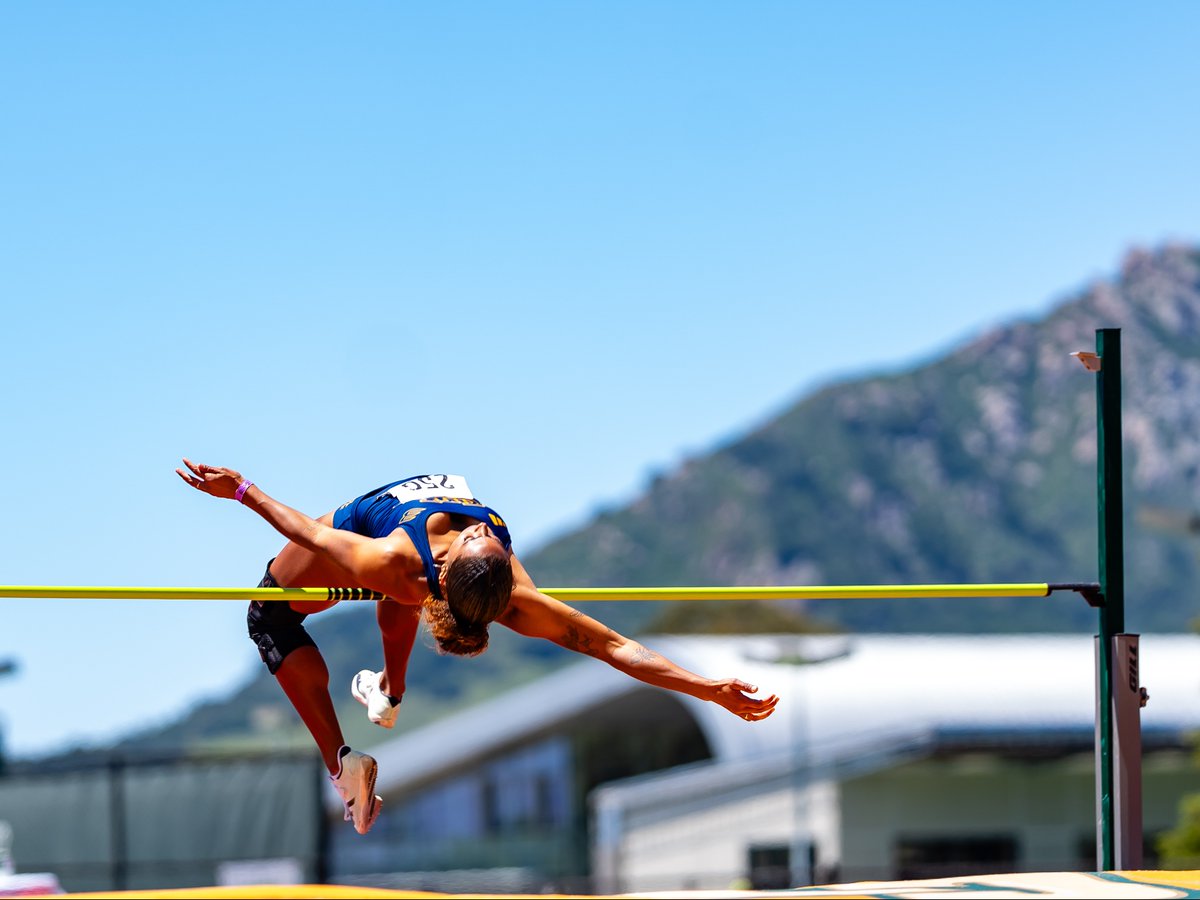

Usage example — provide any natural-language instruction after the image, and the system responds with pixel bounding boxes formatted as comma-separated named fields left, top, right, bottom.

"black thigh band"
left=246, top=558, right=317, bottom=675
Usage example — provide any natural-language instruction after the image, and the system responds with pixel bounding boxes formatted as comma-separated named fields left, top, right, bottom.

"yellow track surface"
left=50, top=869, right=1200, bottom=899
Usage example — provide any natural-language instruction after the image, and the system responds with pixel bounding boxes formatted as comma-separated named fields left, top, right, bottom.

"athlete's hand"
left=175, top=458, right=246, bottom=500
left=709, top=678, right=779, bottom=722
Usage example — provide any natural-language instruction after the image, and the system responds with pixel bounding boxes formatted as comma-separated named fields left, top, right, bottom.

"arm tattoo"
left=629, top=643, right=659, bottom=665
left=562, top=625, right=598, bottom=657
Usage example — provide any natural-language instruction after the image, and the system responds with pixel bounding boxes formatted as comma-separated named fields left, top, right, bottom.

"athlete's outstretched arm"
left=497, top=556, right=778, bottom=722
left=175, top=459, right=402, bottom=596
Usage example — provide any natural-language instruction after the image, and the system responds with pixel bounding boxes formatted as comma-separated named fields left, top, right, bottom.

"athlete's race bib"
left=385, top=474, right=476, bottom=502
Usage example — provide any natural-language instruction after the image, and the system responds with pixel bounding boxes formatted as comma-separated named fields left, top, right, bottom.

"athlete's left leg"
left=377, top=600, right=420, bottom=700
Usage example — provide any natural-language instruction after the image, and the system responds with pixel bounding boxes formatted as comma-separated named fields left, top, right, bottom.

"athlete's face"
left=444, top=521, right=508, bottom=570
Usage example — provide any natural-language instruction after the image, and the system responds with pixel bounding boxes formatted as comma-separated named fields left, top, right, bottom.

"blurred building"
left=0, top=750, right=324, bottom=893
left=326, top=634, right=1200, bottom=894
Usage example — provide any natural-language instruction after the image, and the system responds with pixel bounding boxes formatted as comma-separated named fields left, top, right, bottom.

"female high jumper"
left=177, top=460, right=779, bottom=835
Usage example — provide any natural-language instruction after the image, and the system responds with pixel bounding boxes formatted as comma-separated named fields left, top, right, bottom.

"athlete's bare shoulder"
left=375, top=528, right=425, bottom=572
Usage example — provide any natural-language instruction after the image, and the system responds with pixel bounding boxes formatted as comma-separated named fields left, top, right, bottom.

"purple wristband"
left=235, top=480, right=254, bottom=504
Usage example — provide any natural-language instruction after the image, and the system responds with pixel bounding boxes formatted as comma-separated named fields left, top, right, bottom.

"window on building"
left=533, top=772, right=555, bottom=828
left=894, top=835, right=1017, bottom=880
left=480, top=779, right=500, bottom=835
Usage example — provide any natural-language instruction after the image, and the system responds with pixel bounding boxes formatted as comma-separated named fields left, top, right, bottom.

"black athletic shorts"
left=246, top=558, right=317, bottom=674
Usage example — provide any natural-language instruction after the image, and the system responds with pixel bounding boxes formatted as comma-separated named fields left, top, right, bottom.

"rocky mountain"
left=524, top=243, right=1200, bottom=637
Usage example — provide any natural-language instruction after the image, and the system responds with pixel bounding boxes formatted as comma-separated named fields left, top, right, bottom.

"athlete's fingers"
left=741, top=710, right=769, bottom=721
left=741, top=696, right=779, bottom=721
left=177, top=460, right=212, bottom=491
left=726, top=682, right=776, bottom=706
left=714, top=679, right=779, bottom=722
left=184, top=459, right=223, bottom=484
left=738, top=693, right=778, bottom=714
left=176, top=468, right=203, bottom=489
left=742, top=707, right=776, bottom=722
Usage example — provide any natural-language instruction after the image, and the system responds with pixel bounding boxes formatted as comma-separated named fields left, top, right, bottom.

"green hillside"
left=80, top=243, right=1200, bottom=759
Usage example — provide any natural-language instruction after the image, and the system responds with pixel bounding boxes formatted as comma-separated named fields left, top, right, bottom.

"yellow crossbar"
left=543, top=583, right=1054, bottom=601
left=0, top=583, right=1056, bottom=602
left=0, top=586, right=385, bottom=601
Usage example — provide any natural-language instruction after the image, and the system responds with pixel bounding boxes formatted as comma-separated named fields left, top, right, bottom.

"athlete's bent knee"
left=247, top=559, right=317, bottom=675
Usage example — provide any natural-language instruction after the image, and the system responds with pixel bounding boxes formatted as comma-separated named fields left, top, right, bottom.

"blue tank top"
left=332, top=474, right=512, bottom=600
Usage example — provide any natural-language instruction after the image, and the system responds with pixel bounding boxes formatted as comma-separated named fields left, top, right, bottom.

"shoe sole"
left=352, top=755, right=380, bottom=835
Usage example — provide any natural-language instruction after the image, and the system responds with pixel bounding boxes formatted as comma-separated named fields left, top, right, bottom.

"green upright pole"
left=1096, top=327, right=1125, bottom=870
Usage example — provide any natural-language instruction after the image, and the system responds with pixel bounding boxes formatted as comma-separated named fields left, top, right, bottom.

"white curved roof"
left=355, top=633, right=1200, bottom=805
left=653, top=633, right=1200, bottom=762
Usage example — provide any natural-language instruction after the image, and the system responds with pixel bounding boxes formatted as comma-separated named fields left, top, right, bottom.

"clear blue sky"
left=1, top=1, right=1197, bottom=757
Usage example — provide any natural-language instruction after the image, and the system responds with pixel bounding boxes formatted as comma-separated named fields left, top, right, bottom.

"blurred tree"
left=1159, top=785, right=1200, bottom=868
left=1142, top=507, right=1200, bottom=867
